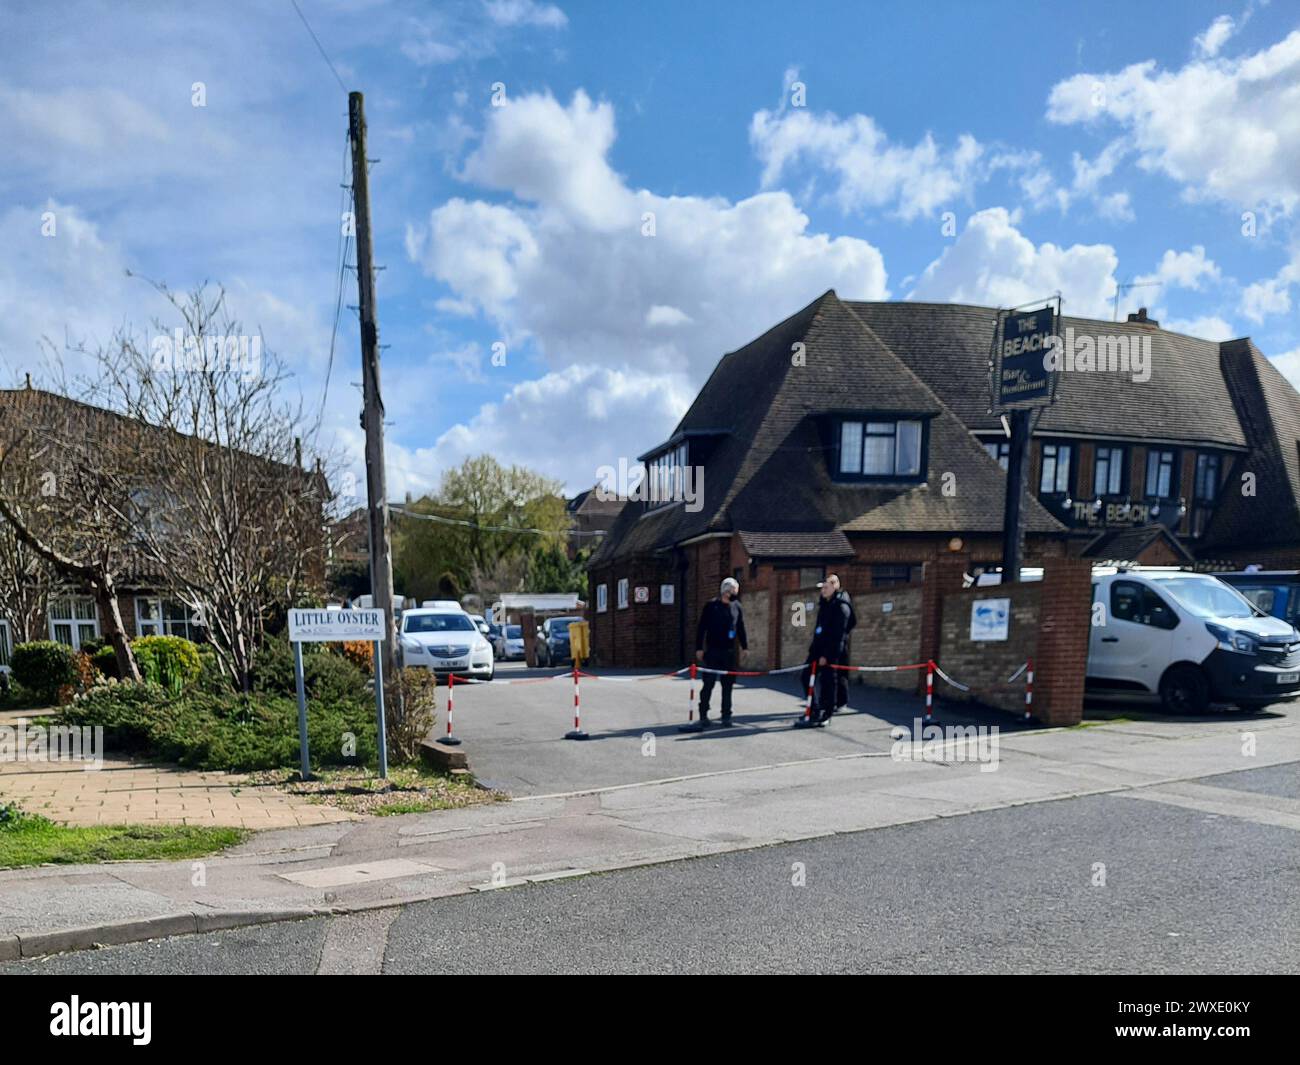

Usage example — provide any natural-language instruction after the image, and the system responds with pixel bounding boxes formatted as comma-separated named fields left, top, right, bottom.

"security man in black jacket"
left=693, top=577, right=747, bottom=726
left=806, top=574, right=852, bottom=724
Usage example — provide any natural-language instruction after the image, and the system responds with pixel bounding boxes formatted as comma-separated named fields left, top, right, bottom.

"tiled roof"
left=592, top=291, right=1065, bottom=565
left=845, top=301, right=1248, bottom=448
left=1082, top=525, right=1193, bottom=562
left=1201, top=340, right=1300, bottom=552
left=739, top=530, right=853, bottom=559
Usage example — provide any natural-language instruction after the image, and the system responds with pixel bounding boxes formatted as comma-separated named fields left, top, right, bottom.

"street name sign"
left=288, top=608, right=386, bottom=643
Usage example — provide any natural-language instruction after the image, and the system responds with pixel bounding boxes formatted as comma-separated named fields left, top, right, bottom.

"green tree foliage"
left=393, top=455, right=574, bottom=605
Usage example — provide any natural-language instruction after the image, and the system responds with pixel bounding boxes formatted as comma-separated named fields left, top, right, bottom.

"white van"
left=1089, top=567, right=1300, bottom=713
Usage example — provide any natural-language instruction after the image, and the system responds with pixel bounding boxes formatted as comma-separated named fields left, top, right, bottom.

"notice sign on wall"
left=997, top=307, right=1056, bottom=408
left=288, top=608, right=386, bottom=643
left=970, top=598, right=1010, bottom=642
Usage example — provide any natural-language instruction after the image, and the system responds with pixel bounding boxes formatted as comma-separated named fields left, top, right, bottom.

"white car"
left=492, top=624, right=525, bottom=661
left=1089, top=567, right=1300, bottom=713
left=400, top=607, right=494, bottom=681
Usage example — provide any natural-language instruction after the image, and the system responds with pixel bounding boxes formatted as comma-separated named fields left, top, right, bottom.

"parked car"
left=400, top=606, right=494, bottom=681
left=466, top=613, right=493, bottom=639
left=1088, top=567, right=1300, bottom=713
left=492, top=624, right=525, bottom=661
left=535, top=616, right=581, bottom=667
left=1217, top=570, right=1300, bottom=630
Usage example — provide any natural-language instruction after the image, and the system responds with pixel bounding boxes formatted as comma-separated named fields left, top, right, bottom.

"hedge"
left=9, top=641, right=78, bottom=704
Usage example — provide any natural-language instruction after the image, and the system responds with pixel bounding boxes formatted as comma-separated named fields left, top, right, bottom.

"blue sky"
left=2, top=0, right=1299, bottom=500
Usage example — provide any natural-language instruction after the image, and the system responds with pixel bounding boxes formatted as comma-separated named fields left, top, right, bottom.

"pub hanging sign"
left=996, top=306, right=1057, bottom=409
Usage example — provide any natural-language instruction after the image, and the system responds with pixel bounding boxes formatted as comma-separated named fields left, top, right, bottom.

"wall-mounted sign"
left=996, top=307, right=1056, bottom=409
left=970, top=598, right=1010, bottom=642
left=881, top=601, right=894, bottom=614
left=660, top=584, right=675, bottom=604
left=288, top=608, right=386, bottom=643
left=634, top=586, right=650, bottom=603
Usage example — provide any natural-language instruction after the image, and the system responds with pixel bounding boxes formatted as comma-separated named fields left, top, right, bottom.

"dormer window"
left=645, top=441, right=689, bottom=508
left=836, top=418, right=923, bottom=479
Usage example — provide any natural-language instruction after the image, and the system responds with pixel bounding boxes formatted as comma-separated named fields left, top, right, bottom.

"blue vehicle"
left=1217, top=571, right=1300, bottom=630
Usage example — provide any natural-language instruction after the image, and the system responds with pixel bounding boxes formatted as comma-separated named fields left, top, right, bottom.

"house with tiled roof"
left=587, top=290, right=1300, bottom=669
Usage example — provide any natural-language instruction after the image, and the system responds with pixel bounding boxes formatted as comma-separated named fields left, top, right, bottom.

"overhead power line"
left=390, top=505, right=607, bottom=537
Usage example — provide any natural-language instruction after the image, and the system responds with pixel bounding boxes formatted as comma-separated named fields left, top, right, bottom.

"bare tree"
left=0, top=507, right=57, bottom=644
left=84, top=282, right=329, bottom=691
left=0, top=395, right=148, bottom=681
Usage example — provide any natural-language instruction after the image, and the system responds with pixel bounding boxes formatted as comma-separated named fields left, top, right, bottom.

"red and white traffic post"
left=565, top=662, right=588, bottom=740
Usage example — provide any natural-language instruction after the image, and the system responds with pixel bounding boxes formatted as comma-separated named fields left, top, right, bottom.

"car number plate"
left=1278, top=672, right=1299, bottom=684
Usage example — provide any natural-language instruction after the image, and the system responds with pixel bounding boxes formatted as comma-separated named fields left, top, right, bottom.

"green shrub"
left=194, top=647, right=231, bottom=695
left=63, top=682, right=378, bottom=773
left=250, top=636, right=368, bottom=704
left=131, top=636, right=201, bottom=695
left=91, top=645, right=119, bottom=679
left=9, top=641, right=77, bottom=704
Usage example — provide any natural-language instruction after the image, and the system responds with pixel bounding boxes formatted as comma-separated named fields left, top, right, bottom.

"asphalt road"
left=9, top=763, right=1297, bottom=975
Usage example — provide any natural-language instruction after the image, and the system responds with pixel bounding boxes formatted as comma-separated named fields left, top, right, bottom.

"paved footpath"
left=0, top=709, right=355, bottom=830
left=1, top=700, right=1295, bottom=961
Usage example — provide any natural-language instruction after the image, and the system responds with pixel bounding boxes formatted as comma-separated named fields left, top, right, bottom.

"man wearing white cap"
left=692, top=577, right=748, bottom=727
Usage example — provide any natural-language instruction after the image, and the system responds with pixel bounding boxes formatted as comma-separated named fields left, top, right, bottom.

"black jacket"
left=696, top=598, right=747, bottom=655
left=809, top=592, right=852, bottom=660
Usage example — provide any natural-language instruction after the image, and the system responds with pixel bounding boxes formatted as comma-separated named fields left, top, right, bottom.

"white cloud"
left=1271, top=347, right=1300, bottom=391
left=460, top=90, right=631, bottom=230
left=1142, top=245, right=1222, bottom=290
left=409, top=91, right=888, bottom=384
left=1241, top=274, right=1293, bottom=321
left=645, top=305, right=692, bottom=327
left=384, top=364, right=692, bottom=496
left=1047, top=30, right=1300, bottom=215
left=749, top=108, right=985, bottom=221
left=908, top=207, right=1119, bottom=318
left=1160, top=314, right=1235, bottom=341
left=1194, top=15, right=1237, bottom=59
left=484, top=0, right=568, bottom=29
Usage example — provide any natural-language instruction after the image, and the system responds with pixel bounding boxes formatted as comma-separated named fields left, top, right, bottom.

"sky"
left=3, top=0, right=1300, bottom=503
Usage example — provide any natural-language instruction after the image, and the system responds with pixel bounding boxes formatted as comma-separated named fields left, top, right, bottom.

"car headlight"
left=1206, top=623, right=1258, bottom=655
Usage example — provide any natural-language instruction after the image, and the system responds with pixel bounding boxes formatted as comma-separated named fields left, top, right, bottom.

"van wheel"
left=1160, top=665, right=1210, bottom=714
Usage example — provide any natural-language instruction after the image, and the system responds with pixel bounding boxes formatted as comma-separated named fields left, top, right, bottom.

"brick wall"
left=938, top=582, right=1041, bottom=715
left=934, top=556, right=1091, bottom=725
left=847, top=584, right=924, bottom=691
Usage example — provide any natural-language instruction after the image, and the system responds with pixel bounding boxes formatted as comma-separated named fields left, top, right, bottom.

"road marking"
left=279, top=858, right=442, bottom=888
left=1112, top=781, right=1300, bottom=832
left=316, top=908, right=400, bottom=975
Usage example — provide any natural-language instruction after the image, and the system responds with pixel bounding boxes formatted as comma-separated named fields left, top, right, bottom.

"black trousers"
left=801, top=652, right=847, bottom=715
left=698, top=649, right=736, bottom=717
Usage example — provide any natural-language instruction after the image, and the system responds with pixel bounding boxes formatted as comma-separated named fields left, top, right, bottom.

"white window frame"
left=135, top=597, right=199, bottom=640
left=596, top=583, right=608, bottom=613
left=617, top=578, right=629, bottom=610
left=48, top=596, right=100, bottom=651
left=838, top=419, right=923, bottom=477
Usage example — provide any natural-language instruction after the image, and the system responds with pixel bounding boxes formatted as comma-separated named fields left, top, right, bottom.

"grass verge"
left=241, top=764, right=506, bottom=816
left=0, top=804, right=247, bottom=869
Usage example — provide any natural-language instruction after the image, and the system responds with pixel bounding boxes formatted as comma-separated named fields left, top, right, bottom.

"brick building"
left=0, top=387, right=327, bottom=667
left=587, top=290, right=1300, bottom=670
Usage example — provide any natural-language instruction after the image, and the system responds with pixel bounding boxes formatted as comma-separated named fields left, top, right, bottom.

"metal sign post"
left=294, top=641, right=311, bottom=781
left=287, top=608, right=389, bottom=780
left=992, top=298, right=1061, bottom=584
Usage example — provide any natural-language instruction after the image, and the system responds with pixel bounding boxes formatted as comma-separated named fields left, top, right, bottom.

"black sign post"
left=994, top=303, right=1059, bottom=583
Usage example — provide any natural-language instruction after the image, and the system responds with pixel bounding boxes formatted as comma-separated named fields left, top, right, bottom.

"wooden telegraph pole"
left=348, top=91, right=398, bottom=705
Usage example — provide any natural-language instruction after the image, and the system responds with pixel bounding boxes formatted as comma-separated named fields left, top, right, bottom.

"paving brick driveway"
left=0, top=711, right=356, bottom=829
